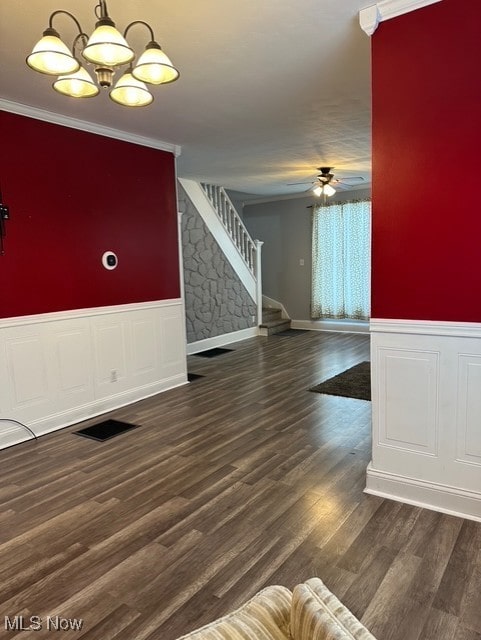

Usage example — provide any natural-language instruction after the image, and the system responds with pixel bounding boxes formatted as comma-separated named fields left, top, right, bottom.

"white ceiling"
left=0, top=0, right=372, bottom=197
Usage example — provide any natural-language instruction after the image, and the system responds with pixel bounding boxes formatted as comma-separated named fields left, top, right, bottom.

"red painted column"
left=371, top=0, right=481, bottom=322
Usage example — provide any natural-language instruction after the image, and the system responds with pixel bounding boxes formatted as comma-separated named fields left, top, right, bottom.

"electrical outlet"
left=110, top=369, right=118, bottom=383
left=251, top=315, right=256, bottom=323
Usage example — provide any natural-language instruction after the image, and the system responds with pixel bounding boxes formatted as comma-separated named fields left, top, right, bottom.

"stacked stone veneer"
left=178, top=184, right=257, bottom=343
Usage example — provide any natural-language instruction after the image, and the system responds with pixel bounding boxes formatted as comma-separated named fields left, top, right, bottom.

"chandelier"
left=26, top=1, right=179, bottom=107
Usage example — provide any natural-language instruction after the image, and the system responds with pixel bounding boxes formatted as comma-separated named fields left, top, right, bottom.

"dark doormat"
left=194, top=347, right=233, bottom=358
left=309, top=361, right=371, bottom=401
left=74, top=419, right=139, bottom=442
left=272, top=329, right=309, bottom=336
left=188, top=372, right=205, bottom=381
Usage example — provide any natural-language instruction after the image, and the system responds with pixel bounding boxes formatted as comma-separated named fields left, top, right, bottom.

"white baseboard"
left=291, top=319, right=369, bottom=333
left=0, top=374, right=187, bottom=450
left=0, top=421, right=36, bottom=449
left=187, top=327, right=259, bottom=355
left=0, top=300, right=187, bottom=450
left=32, top=374, right=187, bottom=437
left=365, top=463, right=481, bottom=523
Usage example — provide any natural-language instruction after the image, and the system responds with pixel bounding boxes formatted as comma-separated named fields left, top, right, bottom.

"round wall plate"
left=102, top=251, right=118, bottom=270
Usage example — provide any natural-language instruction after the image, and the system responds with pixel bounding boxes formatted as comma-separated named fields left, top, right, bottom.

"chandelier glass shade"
left=133, top=43, right=179, bottom=85
left=110, top=70, right=153, bottom=107
left=27, top=29, right=80, bottom=76
left=53, top=66, right=100, bottom=98
left=82, top=24, right=134, bottom=67
left=26, top=1, right=180, bottom=107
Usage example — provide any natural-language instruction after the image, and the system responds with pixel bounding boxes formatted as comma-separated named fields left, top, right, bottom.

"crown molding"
left=0, top=98, right=182, bottom=156
left=360, top=0, right=443, bottom=36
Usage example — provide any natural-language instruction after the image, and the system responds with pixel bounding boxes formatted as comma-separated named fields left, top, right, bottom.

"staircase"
left=179, top=178, right=264, bottom=327
left=259, top=307, right=291, bottom=335
left=179, top=179, right=292, bottom=335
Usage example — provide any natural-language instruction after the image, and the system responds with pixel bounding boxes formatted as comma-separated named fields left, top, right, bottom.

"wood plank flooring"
left=0, top=331, right=480, bottom=640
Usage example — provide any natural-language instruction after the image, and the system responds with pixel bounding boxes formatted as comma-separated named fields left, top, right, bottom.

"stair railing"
left=201, top=183, right=256, bottom=275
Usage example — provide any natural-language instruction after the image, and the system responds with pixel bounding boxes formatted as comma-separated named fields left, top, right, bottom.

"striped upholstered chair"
left=177, top=577, right=377, bottom=640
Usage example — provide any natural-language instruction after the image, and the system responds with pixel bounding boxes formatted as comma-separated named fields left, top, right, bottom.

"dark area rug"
left=74, top=419, right=139, bottom=442
left=310, top=361, right=371, bottom=401
left=194, top=348, right=233, bottom=358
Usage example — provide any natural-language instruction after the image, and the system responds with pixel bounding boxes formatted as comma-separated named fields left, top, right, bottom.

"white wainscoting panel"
left=379, top=349, right=439, bottom=455
left=93, top=320, right=129, bottom=397
left=7, top=333, right=49, bottom=408
left=367, top=319, right=481, bottom=521
left=50, top=320, right=93, bottom=412
left=131, top=318, right=157, bottom=378
left=0, top=300, right=187, bottom=449
left=457, top=354, right=481, bottom=464
left=161, top=312, right=188, bottom=373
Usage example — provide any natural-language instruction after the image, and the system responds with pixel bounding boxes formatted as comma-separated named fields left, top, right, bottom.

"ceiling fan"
left=288, top=167, right=364, bottom=197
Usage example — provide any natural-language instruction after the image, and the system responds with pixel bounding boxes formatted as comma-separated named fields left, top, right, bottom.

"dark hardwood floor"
left=0, top=331, right=480, bottom=639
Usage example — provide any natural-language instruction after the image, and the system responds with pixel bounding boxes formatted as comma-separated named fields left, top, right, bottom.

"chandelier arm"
left=48, top=10, right=84, bottom=37
left=72, top=33, right=89, bottom=57
left=123, top=20, right=155, bottom=42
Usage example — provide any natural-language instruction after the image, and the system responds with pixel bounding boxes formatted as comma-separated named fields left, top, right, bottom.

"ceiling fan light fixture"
left=27, top=28, right=80, bottom=75
left=312, top=183, right=336, bottom=197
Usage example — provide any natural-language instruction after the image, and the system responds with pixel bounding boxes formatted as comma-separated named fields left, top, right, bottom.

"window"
left=311, top=199, right=371, bottom=320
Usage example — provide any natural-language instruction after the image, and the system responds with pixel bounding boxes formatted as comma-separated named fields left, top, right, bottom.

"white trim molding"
left=0, top=299, right=183, bottom=328
left=0, top=98, right=182, bottom=156
left=292, top=319, right=369, bottom=334
left=179, top=178, right=257, bottom=303
left=371, top=318, right=481, bottom=338
left=186, top=327, right=259, bottom=355
left=360, top=0, right=443, bottom=35
left=365, top=464, right=481, bottom=522
left=0, top=300, right=187, bottom=450
left=368, top=317, right=481, bottom=522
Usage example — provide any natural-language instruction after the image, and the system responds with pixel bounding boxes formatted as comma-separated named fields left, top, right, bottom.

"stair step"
left=262, top=307, right=283, bottom=322
left=259, top=318, right=292, bottom=336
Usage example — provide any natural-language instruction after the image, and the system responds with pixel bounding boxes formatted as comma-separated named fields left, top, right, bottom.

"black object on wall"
left=0, top=184, right=10, bottom=256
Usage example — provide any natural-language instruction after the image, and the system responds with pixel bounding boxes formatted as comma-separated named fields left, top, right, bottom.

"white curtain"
left=311, top=199, right=371, bottom=320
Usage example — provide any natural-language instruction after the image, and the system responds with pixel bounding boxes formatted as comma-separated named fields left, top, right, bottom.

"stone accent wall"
left=178, top=184, right=257, bottom=344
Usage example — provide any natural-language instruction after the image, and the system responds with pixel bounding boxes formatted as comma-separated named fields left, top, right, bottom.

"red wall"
left=371, top=0, right=481, bottom=322
left=0, top=111, right=180, bottom=318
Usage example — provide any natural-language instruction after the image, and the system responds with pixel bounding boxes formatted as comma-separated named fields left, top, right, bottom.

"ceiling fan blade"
left=334, top=176, right=365, bottom=183
left=287, top=180, right=314, bottom=185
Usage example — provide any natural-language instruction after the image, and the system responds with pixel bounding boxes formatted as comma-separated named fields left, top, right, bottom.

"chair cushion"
left=290, top=578, right=377, bottom=640
left=176, top=585, right=293, bottom=640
